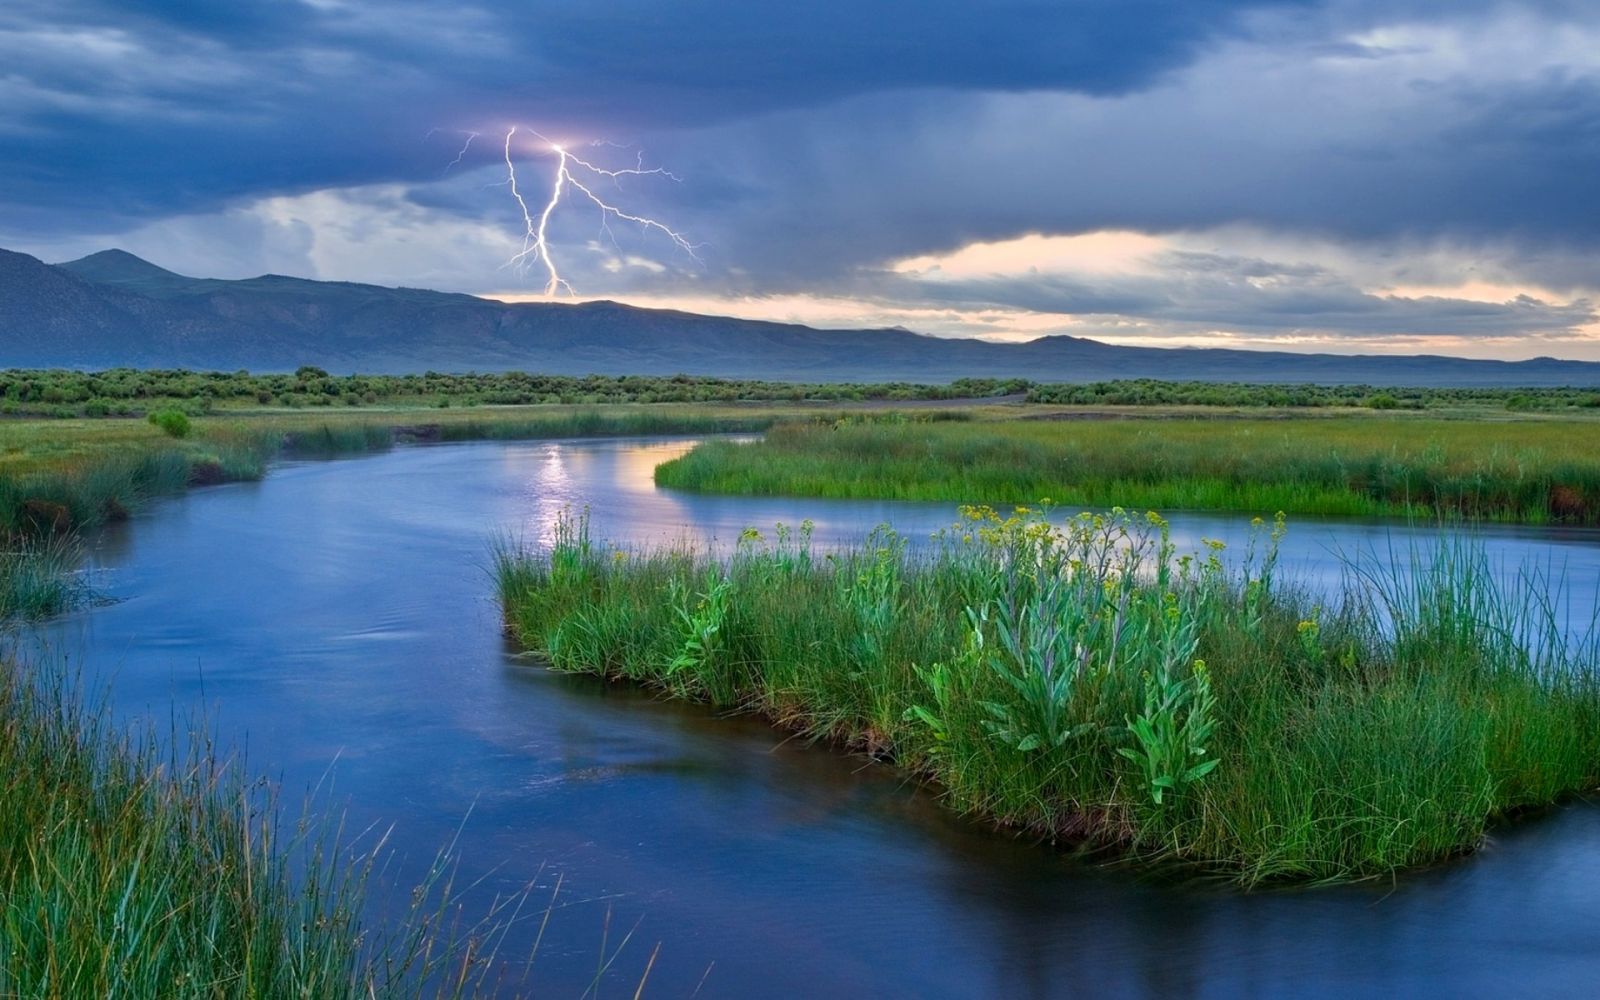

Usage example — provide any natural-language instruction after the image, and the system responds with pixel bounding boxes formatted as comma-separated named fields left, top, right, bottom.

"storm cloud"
left=3, top=0, right=1597, bottom=356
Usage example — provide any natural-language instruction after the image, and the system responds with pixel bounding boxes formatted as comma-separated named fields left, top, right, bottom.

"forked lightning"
left=498, top=126, right=698, bottom=296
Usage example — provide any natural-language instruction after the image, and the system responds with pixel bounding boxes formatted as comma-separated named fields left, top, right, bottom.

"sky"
left=3, top=0, right=1598, bottom=359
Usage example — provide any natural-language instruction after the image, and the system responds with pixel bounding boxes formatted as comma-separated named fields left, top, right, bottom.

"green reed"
left=0, top=534, right=87, bottom=622
left=497, top=506, right=1600, bottom=885
left=654, top=417, right=1600, bottom=524
left=0, top=656, right=621, bottom=998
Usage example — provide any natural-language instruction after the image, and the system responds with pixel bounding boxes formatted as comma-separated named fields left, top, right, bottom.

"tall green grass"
left=0, top=535, right=86, bottom=622
left=426, top=408, right=778, bottom=442
left=0, top=657, right=556, bottom=998
left=497, top=507, right=1600, bottom=884
left=654, top=417, right=1600, bottom=524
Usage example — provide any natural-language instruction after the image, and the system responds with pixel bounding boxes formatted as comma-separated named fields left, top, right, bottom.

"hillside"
left=0, top=246, right=1594, bottom=385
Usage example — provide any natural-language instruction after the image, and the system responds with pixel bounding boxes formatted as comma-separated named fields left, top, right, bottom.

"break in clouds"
left=3, top=0, right=1598, bottom=355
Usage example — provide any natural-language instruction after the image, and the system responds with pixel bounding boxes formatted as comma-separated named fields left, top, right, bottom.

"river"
left=30, top=437, right=1600, bottom=997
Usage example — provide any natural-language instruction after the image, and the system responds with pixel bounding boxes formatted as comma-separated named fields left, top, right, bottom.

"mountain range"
left=3, top=246, right=1597, bottom=386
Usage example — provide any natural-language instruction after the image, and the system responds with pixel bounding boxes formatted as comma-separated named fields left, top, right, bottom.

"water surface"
left=34, top=438, right=1600, bottom=997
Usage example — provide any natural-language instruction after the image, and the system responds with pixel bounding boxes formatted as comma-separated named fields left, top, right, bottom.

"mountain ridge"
left=0, top=246, right=1595, bottom=386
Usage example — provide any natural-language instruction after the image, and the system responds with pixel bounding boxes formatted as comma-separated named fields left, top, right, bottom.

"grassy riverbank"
left=0, top=403, right=697, bottom=995
left=0, top=404, right=801, bottom=541
left=0, top=401, right=816, bottom=628
left=0, top=658, right=523, bottom=997
left=655, top=415, right=1600, bottom=524
left=497, top=508, right=1600, bottom=884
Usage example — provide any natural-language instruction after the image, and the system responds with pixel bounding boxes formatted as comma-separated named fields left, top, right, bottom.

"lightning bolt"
left=443, top=131, right=478, bottom=173
left=498, top=126, right=698, bottom=297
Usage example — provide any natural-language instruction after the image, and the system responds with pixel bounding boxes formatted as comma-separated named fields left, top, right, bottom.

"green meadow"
left=655, top=413, right=1600, bottom=523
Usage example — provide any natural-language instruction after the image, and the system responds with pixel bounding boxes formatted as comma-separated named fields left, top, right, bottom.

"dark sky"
left=4, top=0, right=1597, bottom=356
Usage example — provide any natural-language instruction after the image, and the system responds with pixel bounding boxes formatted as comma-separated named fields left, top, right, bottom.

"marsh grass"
left=655, top=417, right=1600, bottom=524
left=0, top=534, right=87, bottom=621
left=426, top=408, right=779, bottom=442
left=0, top=656, right=622, bottom=998
left=497, top=507, right=1600, bottom=885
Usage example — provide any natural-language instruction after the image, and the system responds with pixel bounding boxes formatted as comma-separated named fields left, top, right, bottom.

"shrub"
left=146, top=408, right=191, bottom=438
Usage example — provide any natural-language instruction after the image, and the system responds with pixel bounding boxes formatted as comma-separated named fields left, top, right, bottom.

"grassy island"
left=497, top=507, right=1600, bottom=884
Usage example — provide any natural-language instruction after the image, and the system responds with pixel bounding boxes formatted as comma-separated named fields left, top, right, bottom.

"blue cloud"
left=0, top=0, right=1306, bottom=226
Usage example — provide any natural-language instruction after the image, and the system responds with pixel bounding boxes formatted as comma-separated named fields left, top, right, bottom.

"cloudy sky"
left=3, top=0, right=1598, bottom=358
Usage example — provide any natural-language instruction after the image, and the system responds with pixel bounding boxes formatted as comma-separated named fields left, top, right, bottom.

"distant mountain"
left=2, top=246, right=1598, bottom=386
left=55, top=248, right=190, bottom=289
